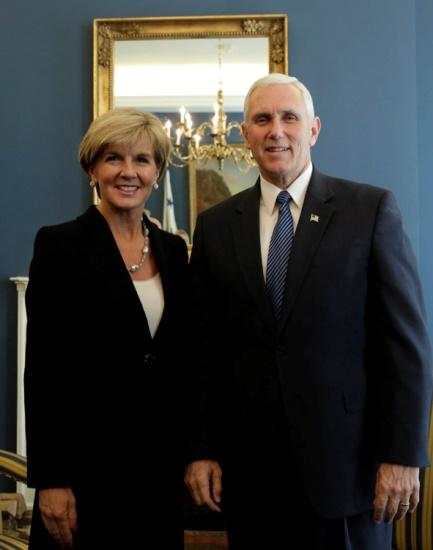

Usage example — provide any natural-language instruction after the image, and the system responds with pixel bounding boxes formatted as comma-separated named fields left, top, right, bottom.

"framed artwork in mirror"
left=188, top=150, right=259, bottom=236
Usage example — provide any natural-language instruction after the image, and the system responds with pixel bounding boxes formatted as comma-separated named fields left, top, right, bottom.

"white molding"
left=10, top=277, right=34, bottom=507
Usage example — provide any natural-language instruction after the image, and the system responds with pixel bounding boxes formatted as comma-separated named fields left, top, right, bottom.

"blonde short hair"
left=243, top=73, right=315, bottom=121
left=79, top=108, right=171, bottom=177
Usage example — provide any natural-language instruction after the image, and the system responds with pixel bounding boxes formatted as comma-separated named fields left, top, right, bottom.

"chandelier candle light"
left=163, top=44, right=256, bottom=172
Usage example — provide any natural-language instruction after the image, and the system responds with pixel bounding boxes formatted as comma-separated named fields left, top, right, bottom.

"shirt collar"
left=260, top=163, right=313, bottom=215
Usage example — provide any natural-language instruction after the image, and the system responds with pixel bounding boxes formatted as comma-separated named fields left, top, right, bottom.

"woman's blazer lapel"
left=144, top=218, right=180, bottom=340
left=76, top=206, right=151, bottom=336
left=79, top=207, right=185, bottom=343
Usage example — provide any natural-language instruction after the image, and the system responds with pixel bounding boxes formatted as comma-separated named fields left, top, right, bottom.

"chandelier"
left=162, top=44, right=256, bottom=172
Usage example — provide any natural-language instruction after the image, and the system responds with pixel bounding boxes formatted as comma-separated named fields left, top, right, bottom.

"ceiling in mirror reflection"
left=114, top=38, right=268, bottom=112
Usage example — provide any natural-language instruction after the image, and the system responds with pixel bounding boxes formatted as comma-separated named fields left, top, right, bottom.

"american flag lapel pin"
left=310, top=213, right=320, bottom=223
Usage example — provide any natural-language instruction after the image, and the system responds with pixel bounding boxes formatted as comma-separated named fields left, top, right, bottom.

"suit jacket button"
left=144, top=353, right=156, bottom=367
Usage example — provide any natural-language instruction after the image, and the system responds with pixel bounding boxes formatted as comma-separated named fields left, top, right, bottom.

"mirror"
left=94, top=15, right=288, bottom=116
left=93, top=15, right=288, bottom=236
left=113, top=37, right=269, bottom=113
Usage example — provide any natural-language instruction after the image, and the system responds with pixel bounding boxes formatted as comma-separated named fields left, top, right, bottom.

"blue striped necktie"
left=266, top=190, right=294, bottom=318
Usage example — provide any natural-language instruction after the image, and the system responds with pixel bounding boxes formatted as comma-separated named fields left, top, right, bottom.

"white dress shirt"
left=260, top=163, right=313, bottom=281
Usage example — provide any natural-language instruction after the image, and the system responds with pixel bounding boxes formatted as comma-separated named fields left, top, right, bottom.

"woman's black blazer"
left=24, top=205, right=189, bottom=489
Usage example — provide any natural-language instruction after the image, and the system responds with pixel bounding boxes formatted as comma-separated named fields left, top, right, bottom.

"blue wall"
left=416, top=0, right=433, bottom=351
left=1, top=0, right=431, bottom=452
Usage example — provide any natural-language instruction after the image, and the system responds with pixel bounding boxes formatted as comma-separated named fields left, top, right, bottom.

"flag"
left=162, top=169, right=178, bottom=234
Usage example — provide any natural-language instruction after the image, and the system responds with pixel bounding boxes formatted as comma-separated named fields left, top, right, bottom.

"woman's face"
left=89, top=139, right=159, bottom=214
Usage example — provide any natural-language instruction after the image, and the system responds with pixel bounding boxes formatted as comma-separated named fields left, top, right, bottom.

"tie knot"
left=276, top=190, right=291, bottom=207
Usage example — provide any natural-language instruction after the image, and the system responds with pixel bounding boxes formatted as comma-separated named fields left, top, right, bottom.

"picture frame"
left=189, top=147, right=259, bottom=236
left=94, top=14, right=288, bottom=117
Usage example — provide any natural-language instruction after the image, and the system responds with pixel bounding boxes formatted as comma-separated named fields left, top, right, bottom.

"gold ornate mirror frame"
left=93, top=14, right=288, bottom=117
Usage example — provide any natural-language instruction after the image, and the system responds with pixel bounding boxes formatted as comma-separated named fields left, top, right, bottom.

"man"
left=185, top=74, right=433, bottom=549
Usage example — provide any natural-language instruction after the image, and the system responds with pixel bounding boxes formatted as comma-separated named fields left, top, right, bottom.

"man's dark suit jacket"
left=189, top=168, right=433, bottom=519
left=24, top=206, right=188, bottom=547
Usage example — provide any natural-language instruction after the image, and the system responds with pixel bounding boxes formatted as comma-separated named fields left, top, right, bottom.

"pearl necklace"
left=128, top=219, right=150, bottom=273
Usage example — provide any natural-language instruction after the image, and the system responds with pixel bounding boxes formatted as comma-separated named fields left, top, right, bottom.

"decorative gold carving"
left=271, top=47, right=285, bottom=64
left=242, top=19, right=265, bottom=33
left=97, top=24, right=111, bottom=67
left=93, top=14, right=288, bottom=118
left=270, top=21, right=285, bottom=65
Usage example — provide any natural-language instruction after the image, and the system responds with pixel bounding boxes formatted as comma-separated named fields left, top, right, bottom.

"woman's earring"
left=152, top=181, right=159, bottom=190
left=89, top=181, right=95, bottom=188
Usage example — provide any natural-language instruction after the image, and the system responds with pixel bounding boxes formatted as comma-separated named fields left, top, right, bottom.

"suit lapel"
left=77, top=206, right=151, bottom=337
left=145, top=220, right=178, bottom=340
left=277, top=170, right=335, bottom=333
left=146, top=220, right=170, bottom=295
left=231, top=180, right=275, bottom=328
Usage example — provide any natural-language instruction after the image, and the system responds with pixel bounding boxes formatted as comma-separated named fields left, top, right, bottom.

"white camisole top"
left=133, top=274, right=164, bottom=338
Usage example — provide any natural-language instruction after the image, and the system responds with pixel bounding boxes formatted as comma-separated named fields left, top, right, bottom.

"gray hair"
left=243, top=73, right=315, bottom=121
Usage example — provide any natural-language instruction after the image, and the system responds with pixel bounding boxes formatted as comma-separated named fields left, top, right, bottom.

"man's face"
left=242, top=84, right=321, bottom=188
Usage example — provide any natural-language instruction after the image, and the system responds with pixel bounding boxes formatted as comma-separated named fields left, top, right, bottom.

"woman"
left=25, top=109, right=188, bottom=549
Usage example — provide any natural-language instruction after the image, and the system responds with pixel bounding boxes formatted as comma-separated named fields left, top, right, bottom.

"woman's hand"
left=39, top=487, right=78, bottom=548
left=185, top=460, right=223, bottom=512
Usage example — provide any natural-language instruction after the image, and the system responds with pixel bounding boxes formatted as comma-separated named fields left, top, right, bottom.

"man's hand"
left=185, top=460, right=223, bottom=512
left=373, top=463, right=420, bottom=524
left=39, top=487, right=78, bottom=548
